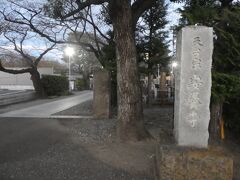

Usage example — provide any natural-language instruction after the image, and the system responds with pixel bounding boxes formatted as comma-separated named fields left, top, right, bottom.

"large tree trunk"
left=30, top=69, right=45, bottom=97
left=209, top=100, right=224, bottom=140
left=110, top=71, right=118, bottom=108
left=110, top=0, right=150, bottom=141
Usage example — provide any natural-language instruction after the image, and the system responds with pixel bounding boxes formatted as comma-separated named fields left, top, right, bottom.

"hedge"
left=41, top=75, right=68, bottom=96
left=76, top=78, right=86, bottom=90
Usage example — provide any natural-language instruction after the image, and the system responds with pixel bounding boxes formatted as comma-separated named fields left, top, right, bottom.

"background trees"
left=0, top=25, right=55, bottom=96
left=136, top=0, right=170, bottom=104
left=63, top=32, right=102, bottom=89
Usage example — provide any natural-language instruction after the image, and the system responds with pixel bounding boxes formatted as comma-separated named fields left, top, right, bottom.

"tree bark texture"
left=209, top=101, right=223, bottom=140
left=30, top=69, right=45, bottom=97
left=110, top=0, right=150, bottom=141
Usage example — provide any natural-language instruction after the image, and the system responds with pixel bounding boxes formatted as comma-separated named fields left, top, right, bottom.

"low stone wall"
left=0, top=91, right=37, bottom=106
left=155, top=145, right=233, bottom=180
left=0, top=85, right=34, bottom=90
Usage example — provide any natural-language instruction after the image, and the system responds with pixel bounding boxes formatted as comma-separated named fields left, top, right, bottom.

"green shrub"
left=76, top=78, right=86, bottom=90
left=41, top=75, right=68, bottom=96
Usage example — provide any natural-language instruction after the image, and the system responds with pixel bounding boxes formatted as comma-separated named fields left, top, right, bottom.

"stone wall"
left=155, top=145, right=233, bottom=180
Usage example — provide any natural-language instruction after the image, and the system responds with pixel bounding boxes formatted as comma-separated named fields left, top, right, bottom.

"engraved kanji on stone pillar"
left=174, top=26, right=213, bottom=148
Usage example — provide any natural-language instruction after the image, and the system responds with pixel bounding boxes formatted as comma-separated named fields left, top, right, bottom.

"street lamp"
left=64, top=47, right=74, bottom=91
left=171, top=61, right=178, bottom=73
left=172, top=61, right=178, bottom=68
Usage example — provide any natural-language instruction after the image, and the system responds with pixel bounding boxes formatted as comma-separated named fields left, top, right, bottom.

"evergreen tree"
left=136, top=0, right=170, bottom=104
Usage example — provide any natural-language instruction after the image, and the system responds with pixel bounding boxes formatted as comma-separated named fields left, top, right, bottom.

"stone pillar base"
left=154, top=145, right=233, bottom=180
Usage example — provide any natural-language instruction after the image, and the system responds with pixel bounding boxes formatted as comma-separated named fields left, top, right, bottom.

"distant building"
left=0, top=67, right=54, bottom=90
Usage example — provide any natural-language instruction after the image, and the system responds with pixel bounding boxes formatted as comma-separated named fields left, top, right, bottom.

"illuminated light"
left=64, top=47, right=74, bottom=56
left=172, top=62, right=178, bottom=68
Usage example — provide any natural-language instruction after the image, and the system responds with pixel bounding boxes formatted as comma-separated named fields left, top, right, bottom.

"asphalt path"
left=0, top=91, right=93, bottom=118
left=0, top=117, right=151, bottom=180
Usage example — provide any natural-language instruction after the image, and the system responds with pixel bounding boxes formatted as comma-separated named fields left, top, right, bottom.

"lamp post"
left=64, top=47, right=74, bottom=91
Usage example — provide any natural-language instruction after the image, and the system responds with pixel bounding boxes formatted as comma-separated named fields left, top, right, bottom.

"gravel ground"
left=144, top=106, right=174, bottom=144
left=59, top=101, right=240, bottom=179
left=54, top=100, right=93, bottom=116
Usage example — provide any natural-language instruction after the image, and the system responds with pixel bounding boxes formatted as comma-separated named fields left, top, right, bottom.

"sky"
left=166, top=2, right=184, bottom=55
left=0, top=0, right=184, bottom=63
left=167, top=2, right=184, bottom=27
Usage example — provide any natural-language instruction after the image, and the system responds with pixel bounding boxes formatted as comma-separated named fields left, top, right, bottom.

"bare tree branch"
left=88, top=6, right=102, bottom=55
left=3, top=31, right=34, bottom=67
left=61, top=0, right=109, bottom=19
left=2, top=29, right=56, bottom=74
left=35, top=43, right=56, bottom=66
left=1, top=8, right=106, bottom=53
left=0, top=61, right=32, bottom=74
left=67, top=14, right=110, bottom=42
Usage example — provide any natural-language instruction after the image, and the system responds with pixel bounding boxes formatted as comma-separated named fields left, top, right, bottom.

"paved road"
left=0, top=117, right=152, bottom=180
left=0, top=90, right=153, bottom=180
left=0, top=91, right=93, bottom=118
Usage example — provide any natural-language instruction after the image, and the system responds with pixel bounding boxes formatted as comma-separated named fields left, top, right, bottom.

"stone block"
left=160, top=72, right=167, bottom=91
left=155, top=145, right=233, bottom=180
left=174, top=26, right=213, bottom=148
left=93, top=69, right=111, bottom=119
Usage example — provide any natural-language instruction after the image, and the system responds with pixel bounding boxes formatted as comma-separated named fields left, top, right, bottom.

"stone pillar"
left=93, top=69, right=111, bottom=119
left=159, top=72, right=166, bottom=103
left=160, top=72, right=166, bottom=91
left=174, top=26, right=213, bottom=148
